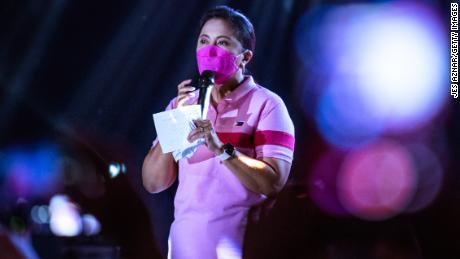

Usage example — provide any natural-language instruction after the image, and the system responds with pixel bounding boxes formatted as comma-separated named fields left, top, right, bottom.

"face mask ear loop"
left=238, top=49, right=249, bottom=73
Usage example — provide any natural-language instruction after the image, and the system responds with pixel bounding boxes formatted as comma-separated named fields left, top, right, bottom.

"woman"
left=142, top=6, right=295, bottom=259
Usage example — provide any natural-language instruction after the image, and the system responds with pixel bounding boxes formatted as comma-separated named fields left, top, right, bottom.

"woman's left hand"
left=187, top=119, right=223, bottom=155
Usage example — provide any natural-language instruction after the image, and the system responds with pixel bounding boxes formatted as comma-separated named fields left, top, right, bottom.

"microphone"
left=198, top=70, right=215, bottom=119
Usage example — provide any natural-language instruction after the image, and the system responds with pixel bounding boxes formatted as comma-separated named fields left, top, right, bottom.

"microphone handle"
left=198, top=86, right=207, bottom=117
left=198, top=85, right=213, bottom=119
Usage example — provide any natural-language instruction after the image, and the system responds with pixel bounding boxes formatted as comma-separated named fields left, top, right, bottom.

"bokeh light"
left=295, top=2, right=448, bottom=148
left=216, top=237, right=242, bottom=259
left=82, top=214, right=101, bottom=236
left=0, top=142, right=61, bottom=199
left=337, top=140, right=417, bottom=221
left=315, top=79, right=385, bottom=148
left=49, top=194, right=82, bottom=237
left=108, top=161, right=126, bottom=178
left=404, top=143, right=443, bottom=212
left=352, top=3, right=448, bottom=131
left=31, top=205, right=50, bottom=224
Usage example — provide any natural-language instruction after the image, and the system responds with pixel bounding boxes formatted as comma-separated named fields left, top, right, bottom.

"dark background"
left=0, top=0, right=458, bottom=258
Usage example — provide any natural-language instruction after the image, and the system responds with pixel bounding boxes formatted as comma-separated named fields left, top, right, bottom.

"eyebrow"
left=199, top=34, right=232, bottom=41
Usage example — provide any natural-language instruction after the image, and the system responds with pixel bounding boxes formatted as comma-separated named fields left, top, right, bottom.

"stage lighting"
left=295, top=2, right=448, bottom=148
left=337, top=140, right=416, bottom=221
left=108, top=162, right=126, bottom=178
left=49, top=195, right=82, bottom=237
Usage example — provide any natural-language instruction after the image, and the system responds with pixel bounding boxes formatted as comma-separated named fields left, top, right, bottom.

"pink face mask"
left=196, top=45, right=241, bottom=84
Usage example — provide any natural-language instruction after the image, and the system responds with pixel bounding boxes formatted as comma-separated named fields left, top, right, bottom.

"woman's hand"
left=187, top=121, right=291, bottom=197
left=176, top=79, right=196, bottom=107
left=187, top=119, right=223, bottom=155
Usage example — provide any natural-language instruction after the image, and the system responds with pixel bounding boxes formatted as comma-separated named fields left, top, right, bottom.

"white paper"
left=171, top=138, right=205, bottom=161
left=153, top=105, right=203, bottom=154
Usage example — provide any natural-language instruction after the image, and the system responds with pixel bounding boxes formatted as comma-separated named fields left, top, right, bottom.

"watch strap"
left=217, top=151, right=232, bottom=161
left=217, top=143, right=235, bottom=161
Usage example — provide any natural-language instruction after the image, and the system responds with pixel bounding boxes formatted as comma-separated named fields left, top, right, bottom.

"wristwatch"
left=217, top=143, right=235, bottom=161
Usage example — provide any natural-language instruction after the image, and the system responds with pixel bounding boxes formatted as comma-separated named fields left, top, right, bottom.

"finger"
left=179, top=91, right=196, bottom=100
left=188, top=134, right=200, bottom=143
left=194, top=120, right=213, bottom=131
left=177, top=79, right=193, bottom=90
left=178, top=86, right=196, bottom=94
left=188, top=127, right=203, bottom=138
left=177, top=96, right=189, bottom=106
left=189, top=127, right=200, bottom=135
left=192, top=119, right=203, bottom=128
left=187, top=132, right=196, bottom=142
left=188, top=130, right=205, bottom=142
left=178, top=90, right=196, bottom=98
left=193, top=119, right=208, bottom=127
left=179, top=79, right=192, bottom=87
left=200, top=119, right=212, bottom=126
left=177, top=86, right=196, bottom=107
left=177, top=94, right=190, bottom=102
left=202, top=120, right=212, bottom=128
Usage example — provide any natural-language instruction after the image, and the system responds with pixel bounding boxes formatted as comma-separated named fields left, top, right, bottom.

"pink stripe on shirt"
left=217, top=132, right=254, bottom=148
left=254, top=130, right=295, bottom=150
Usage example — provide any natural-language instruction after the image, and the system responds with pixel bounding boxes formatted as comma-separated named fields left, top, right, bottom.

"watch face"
left=223, top=143, right=235, bottom=156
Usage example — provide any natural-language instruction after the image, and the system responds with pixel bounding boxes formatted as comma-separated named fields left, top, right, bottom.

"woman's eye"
left=217, top=40, right=229, bottom=46
left=199, top=38, right=208, bottom=44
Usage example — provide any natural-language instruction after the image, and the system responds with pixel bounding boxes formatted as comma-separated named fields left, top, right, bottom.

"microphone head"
left=199, top=70, right=215, bottom=88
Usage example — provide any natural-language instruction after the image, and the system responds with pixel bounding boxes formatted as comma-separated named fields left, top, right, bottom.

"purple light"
left=315, top=79, right=385, bottom=148
left=1, top=143, right=61, bottom=199
left=216, top=237, right=242, bottom=259
left=82, top=214, right=101, bottom=236
left=350, top=3, right=448, bottom=131
left=337, top=140, right=417, bottom=221
left=294, top=2, right=448, bottom=148
left=404, top=143, right=443, bottom=212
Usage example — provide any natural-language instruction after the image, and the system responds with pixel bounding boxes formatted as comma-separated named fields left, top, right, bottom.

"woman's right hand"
left=176, top=79, right=196, bottom=107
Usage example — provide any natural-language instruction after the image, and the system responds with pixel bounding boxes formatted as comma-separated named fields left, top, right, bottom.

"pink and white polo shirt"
left=153, top=76, right=295, bottom=259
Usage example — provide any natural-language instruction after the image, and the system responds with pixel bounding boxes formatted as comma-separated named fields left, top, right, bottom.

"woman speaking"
left=142, top=5, right=295, bottom=259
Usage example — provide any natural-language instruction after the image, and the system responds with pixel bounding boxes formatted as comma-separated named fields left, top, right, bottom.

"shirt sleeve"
left=151, top=97, right=177, bottom=148
left=254, top=98, right=295, bottom=163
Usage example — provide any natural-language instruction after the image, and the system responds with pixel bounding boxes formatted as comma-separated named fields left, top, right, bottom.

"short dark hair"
left=198, top=5, right=256, bottom=52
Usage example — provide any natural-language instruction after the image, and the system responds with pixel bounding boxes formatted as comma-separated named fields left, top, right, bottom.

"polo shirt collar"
left=222, top=76, right=257, bottom=103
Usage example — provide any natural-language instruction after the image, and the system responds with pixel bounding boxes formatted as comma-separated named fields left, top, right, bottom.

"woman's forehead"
left=199, top=18, right=235, bottom=38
